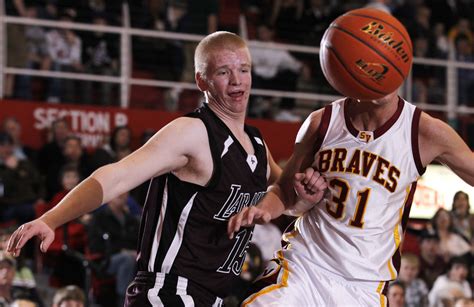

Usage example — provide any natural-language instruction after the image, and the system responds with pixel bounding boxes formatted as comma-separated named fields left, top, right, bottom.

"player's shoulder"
left=164, top=116, right=207, bottom=132
left=147, top=116, right=208, bottom=146
left=295, top=106, right=328, bottom=143
left=417, top=111, right=452, bottom=142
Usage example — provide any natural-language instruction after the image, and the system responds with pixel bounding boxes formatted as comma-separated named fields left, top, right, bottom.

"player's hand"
left=294, top=167, right=328, bottom=205
left=6, top=219, right=55, bottom=257
left=227, top=206, right=271, bottom=239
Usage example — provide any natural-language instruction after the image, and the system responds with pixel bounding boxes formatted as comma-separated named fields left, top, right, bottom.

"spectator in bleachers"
left=38, top=118, right=70, bottom=193
left=300, top=0, right=332, bottom=46
left=461, top=234, right=474, bottom=289
left=4, top=0, right=29, bottom=100
left=45, top=136, right=92, bottom=200
left=418, top=230, right=448, bottom=290
left=430, top=208, right=470, bottom=261
left=448, top=18, right=473, bottom=46
left=451, top=191, right=473, bottom=242
left=87, top=192, right=139, bottom=307
left=179, top=0, right=218, bottom=82
left=412, top=36, right=435, bottom=103
left=249, top=23, right=304, bottom=121
left=387, top=280, right=406, bottom=307
left=0, top=251, right=43, bottom=307
left=39, top=164, right=87, bottom=288
left=432, top=23, right=449, bottom=59
left=455, top=34, right=474, bottom=107
left=21, top=4, right=49, bottom=101
left=269, top=0, right=304, bottom=43
left=74, top=0, right=122, bottom=26
left=91, top=125, right=132, bottom=170
left=398, top=253, right=429, bottom=307
left=393, top=0, right=423, bottom=27
left=429, top=256, right=472, bottom=307
left=11, top=255, right=43, bottom=307
left=52, top=285, right=85, bottom=307
left=82, top=13, right=119, bottom=106
left=1, top=117, right=36, bottom=163
left=0, top=132, right=45, bottom=224
left=407, top=6, right=434, bottom=46
left=44, top=9, right=83, bottom=103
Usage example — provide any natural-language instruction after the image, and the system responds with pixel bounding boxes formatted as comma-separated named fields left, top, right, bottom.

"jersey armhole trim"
left=411, top=108, right=426, bottom=176
left=186, top=109, right=221, bottom=189
left=313, top=104, right=332, bottom=154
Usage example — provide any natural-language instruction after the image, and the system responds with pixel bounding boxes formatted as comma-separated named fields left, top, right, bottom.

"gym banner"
left=0, top=100, right=299, bottom=164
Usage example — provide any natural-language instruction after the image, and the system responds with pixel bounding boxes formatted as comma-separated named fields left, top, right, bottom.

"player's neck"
left=207, top=102, right=246, bottom=131
left=347, top=96, right=399, bottom=131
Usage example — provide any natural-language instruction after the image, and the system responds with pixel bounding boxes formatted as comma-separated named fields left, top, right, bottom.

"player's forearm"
left=40, top=177, right=104, bottom=230
left=284, top=198, right=316, bottom=216
left=256, top=185, right=290, bottom=220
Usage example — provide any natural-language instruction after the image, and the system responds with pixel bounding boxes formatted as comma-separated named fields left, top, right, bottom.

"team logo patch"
left=357, top=131, right=374, bottom=143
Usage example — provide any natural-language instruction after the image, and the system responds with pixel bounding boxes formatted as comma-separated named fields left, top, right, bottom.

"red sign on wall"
left=0, top=100, right=300, bottom=163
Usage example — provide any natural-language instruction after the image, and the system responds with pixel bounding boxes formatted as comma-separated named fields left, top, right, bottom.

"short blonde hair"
left=194, top=31, right=248, bottom=77
left=53, top=285, right=85, bottom=306
left=401, top=253, right=420, bottom=268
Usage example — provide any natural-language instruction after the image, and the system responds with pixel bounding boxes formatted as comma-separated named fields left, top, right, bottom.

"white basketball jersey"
left=287, top=97, right=424, bottom=282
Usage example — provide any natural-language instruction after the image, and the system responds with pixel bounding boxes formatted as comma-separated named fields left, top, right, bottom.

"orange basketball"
left=320, top=8, right=413, bottom=100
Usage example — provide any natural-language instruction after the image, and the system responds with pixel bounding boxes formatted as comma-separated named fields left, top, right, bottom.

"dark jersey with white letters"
left=135, top=103, right=268, bottom=298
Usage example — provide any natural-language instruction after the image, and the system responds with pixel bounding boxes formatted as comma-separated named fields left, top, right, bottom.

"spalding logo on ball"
left=320, top=8, right=413, bottom=100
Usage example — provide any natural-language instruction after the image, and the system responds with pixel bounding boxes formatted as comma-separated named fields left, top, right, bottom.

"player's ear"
left=196, top=72, right=208, bottom=92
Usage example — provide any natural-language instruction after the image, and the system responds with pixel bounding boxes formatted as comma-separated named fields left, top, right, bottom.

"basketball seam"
left=343, top=12, right=413, bottom=53
left=325, top=45, right=388, bottom=96
left=330, top=25, right=406, bottom=79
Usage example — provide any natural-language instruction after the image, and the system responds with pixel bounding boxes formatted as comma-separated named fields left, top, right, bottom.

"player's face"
left=203, top=47, right=252, bottom=115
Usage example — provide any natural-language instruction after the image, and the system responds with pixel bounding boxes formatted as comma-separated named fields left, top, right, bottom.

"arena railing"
left=1, top=2, right=473, bottom=126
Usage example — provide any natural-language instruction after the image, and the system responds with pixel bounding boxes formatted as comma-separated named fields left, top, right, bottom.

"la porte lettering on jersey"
left=214, top=185, right=266, bottom=221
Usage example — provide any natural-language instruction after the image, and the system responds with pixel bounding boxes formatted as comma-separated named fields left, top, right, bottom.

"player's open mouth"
left=228, top=91, right=244, bottom=98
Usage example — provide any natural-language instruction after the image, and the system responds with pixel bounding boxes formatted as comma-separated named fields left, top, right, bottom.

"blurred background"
left=0, top=0, right=473, bottom=306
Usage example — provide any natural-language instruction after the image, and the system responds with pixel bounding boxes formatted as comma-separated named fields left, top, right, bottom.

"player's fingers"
left=305, top=173, right=320, bottom=191
left=294, top=179, right=308, bottom=198
left=227, top=215, right=240, bottom=239
left=40, top=233, right=54, bottom=253
left=6, top=227, right=22, bottom=254
left=303, top=167, right=315, bottom=185
left=246, top=207, right=257, bottom=225
left=259, top=211, right=272, bottom=224
left=293, top=172, right=305, bottom=183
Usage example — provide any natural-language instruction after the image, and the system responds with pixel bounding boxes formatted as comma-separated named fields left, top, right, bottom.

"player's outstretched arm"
left=7, top=117, right=208, bottom=256
left=419, top=112, right=474, bottom=185
left=228, top=109, right=328, bottom=238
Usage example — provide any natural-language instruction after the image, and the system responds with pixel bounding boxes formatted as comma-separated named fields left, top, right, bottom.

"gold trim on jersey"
left=242, top=250, right=290, bottom=306
left=388, top=185, right=412, bottom=279
left=376, top=281, right=387, bottom=307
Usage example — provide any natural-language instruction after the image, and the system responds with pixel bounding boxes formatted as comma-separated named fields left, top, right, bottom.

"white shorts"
left=242, top=249, right=389, bottom=307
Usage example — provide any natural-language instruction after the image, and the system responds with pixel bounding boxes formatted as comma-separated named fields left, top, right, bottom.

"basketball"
left=320, top=8, right=413, bottom=100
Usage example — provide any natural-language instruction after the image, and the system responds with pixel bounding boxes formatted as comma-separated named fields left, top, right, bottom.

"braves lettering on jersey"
left=286, top=97, right=424, bottom=282
left=135, top=104, right=268, bottom=298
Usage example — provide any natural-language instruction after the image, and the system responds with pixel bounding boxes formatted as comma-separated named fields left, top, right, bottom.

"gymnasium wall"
left=0, top=100, right=300, bottom=164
